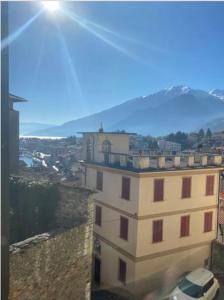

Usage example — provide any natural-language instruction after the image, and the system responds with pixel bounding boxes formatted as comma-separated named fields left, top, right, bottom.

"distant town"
left=19, top=128, right=224, bottom=182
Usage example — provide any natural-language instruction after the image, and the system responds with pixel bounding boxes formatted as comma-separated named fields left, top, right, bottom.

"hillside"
left=28, top=86, right=224, bottom=137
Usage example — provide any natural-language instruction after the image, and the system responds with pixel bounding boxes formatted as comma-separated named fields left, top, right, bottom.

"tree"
left=198, top=129, right=205, bottom=139
left=206, top=128, right=212, bottom=138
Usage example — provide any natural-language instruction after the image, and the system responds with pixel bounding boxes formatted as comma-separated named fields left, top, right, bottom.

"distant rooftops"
left=9, top=93, right=28, bottom=103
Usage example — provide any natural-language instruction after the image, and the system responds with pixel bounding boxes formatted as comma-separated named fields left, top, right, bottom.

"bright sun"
left=42, top=1, right=60, bottom=12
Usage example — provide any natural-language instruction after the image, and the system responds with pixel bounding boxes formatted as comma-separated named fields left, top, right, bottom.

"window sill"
left=152, top=240, right=163, bottom=244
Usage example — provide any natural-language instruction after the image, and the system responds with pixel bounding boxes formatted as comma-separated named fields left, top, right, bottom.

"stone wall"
left=9, top=186, right=94, bottom=300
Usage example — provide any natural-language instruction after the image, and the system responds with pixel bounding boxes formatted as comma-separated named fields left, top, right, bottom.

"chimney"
left=173, top=156, right=180, bottom=167
left=158, top=156, right=165, bottom=169
left=187, top=156, right=194, bottom=167
left=133, top=156, right=150, bottom=169
left=201, top=155, right=208, bottom=166
left=213, top=155, right=222, bottom=166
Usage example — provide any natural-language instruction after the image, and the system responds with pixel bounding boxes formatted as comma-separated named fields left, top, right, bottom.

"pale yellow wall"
left=138, top=170, right=219, bottom=216
left=96, top=238, right=210, bottom=298
left=136, top=209, right=217, bottom=257
left=98, top=240, right=135, bottom=290
left=82, top=133, right=130, bottom=163
left=135, top=244, right=211, bottom=298
left=94, top=204, right=138, bottom=257
left=89, top=166, right=220, bottom=298
left=98, top=133, right=129, bottom=154
left=86, top=167, right=139, bottom=215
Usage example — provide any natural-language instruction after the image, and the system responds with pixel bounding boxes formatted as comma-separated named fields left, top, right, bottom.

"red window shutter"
left=118, top=259, right=126, bottom=283
left=154, top=179, right=164, bottom=202
left=96, top=171, right=103, bottom=191
left=120, top=216, right=129, bottom=240
left=206, top=176, right=214, bottom=196
left=152, top=220, right=163, bottom=243
left=95, top=205, right=102, bottom=226
left=122, top=177, right=130, bottom=200
left=180, top=215, right=190, bottom=237
left=204, top=212, right=213, bottom=232
left=182, top=177, right=191, bottom=198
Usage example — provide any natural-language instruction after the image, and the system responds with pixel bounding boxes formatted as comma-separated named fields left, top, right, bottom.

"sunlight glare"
left=42, top=1, right=60, bottom=12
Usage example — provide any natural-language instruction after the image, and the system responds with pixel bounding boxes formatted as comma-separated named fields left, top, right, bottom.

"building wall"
left=134, top=243, right=211, bottom=298
left=94, top=204, right=138, bottom=257
left=136, top=209, right=217, bottom=257
left=88, top=164, right=220, bottom=297
left=9, top=224, right=93, bottom=300
left=86, top=166, right=139, bottom=215
left=9, top=109, right=19, bottom=173
left=95, top=238, right=210, bottom=299
left=9, top=186, right=94, bottom=300
left=82, top=133, right=130, bottom=163
left=138, top=169, right=219, bottom=216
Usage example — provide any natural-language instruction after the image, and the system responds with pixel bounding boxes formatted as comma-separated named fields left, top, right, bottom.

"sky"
left=8, top=1, right=224, bottom=125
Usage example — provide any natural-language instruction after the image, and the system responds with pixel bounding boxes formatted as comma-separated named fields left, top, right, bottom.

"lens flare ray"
left=55, top=24, right=86, bottom=112
left=1, top=10, right=42, bottom=50
left=69, top=12, right=170, bottom=55
left=61, top=9, right=147, bottom=65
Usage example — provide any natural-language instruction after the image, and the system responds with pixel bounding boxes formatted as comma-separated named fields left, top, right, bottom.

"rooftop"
left=85, top=153, right=224, bottom=173
left=9, top=93, right=28, bottom=103
left=186, top=268, right=214, bottom=286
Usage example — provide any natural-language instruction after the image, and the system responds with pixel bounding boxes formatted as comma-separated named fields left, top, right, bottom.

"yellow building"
left=80, top=130, right=223, bottom=298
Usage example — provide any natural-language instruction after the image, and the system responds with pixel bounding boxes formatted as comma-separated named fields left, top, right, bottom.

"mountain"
left=202, top=117, right=224, bottom=133
left=30, top=86, right=224, bottom=137
left=209, top=89, right=224, bottom=101
left=20, top=122, right=55, bottom=136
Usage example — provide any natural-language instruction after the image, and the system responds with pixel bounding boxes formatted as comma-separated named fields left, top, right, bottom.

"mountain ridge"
left=27, top=86, right=224, bottom=137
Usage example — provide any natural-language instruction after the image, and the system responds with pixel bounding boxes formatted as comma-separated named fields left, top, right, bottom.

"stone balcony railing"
left=94, top=152, right=224, bottom=171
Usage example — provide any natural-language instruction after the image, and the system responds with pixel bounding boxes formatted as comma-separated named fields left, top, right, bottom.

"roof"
left=78, top=131, right=136, bottom=135
left=186, top=268, right=213, bottom=286
left=9, top=93, right=28, bottom=103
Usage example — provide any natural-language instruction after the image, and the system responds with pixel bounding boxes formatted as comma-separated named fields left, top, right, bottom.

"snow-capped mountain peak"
left=209, top=89, right=224, bottom=101
left=165, top=85, right=191, bottom=96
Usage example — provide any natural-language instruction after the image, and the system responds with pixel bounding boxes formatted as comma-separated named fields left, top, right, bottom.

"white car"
left=167, top=268, right=220, bottom=300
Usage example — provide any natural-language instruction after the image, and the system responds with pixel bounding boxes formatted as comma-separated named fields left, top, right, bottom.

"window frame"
left=120, top=216, right=129, bottom=241
left=152, top=219, right=163, bottom=243
left=206, top=175, right=215, bottom=196
left=95, top=205, right=102, bottom=227
left=180, top=215, right=190, bottom=237
left=182, top=177, right=192, bottom=199
left=154, top=178, right=164, bottom=202
left=204, top=211, right=213, bottom=232
left=121, top=176, right=130, bottom=200
left=96, top=171, right=103, bottom=191
left=118, top=258, right=127, bottom=284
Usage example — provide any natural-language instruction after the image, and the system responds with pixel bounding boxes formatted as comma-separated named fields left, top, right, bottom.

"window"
left=96, top=171, right=103, bottom=191
left=95, top=205, right=102, bottom=226
left=180, top=215, right=190, bottom=237
left=204, top=212, right=213, bottom=232
left=152, top=220, right=163, bottom=243
left=206, top=175, right=214, bottom=196
left=121, top=177, right=130, bottom=200
left=154, top=179, right=164, bottom=202
left=182, top=177, right=191, bottom=198
left=118, top=259, right=126, bottom=283
left=203, top=278, right=214, bottom=294
left=178, top=278, right=203, bottom=298
left=120, top=216, right=128, bottom=240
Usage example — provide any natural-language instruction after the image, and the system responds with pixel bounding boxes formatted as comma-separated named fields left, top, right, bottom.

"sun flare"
left=42, top=1, right=60, bottom=12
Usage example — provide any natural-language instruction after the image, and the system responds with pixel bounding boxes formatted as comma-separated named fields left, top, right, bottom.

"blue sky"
left=9, top=1, right=224, bottom=125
